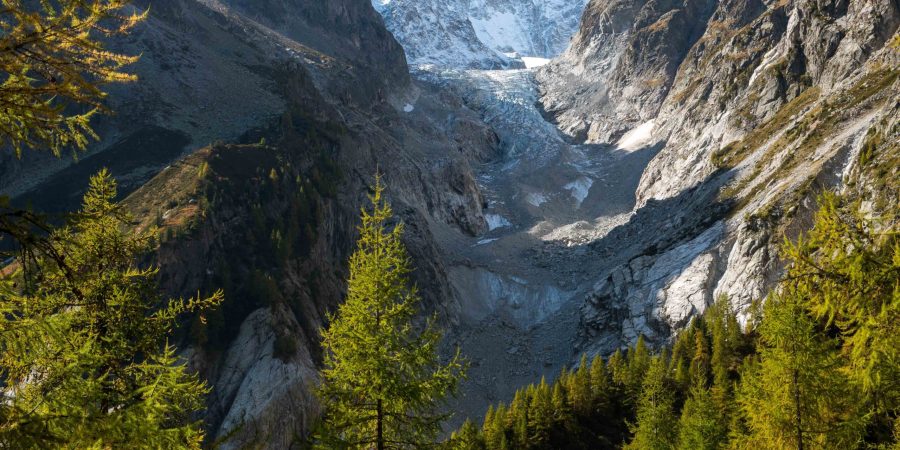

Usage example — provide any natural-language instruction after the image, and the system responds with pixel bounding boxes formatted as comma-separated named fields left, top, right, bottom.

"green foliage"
left=0, top=170, right=223, bottom=448
left=677, top=382, right=725, bottom=450
left=0, top=0, right=145, bottom=157
left=626, top=354, right=677, bottom=450
left=314, top=176, right=465, bottom=449
left=784, top=193, right=899, bottom=399
left=737, top=290, right=865, bottom=449
left=450, top=349, right=636, bottom=450
left=781, top=192, right=900, bottom=442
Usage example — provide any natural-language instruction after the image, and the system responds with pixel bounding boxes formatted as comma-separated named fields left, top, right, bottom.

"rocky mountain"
left=2, top=0, right=897, bottom=447
left=374, top=0, right=589, bottom=68
left=537, top=0, right=899, bottom=356
left=3, top=0, right=499, bottom=446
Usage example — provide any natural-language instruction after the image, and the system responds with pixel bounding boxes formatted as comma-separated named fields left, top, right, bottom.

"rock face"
left=3, top=0, right=500, bottom=447
left=2, top=0, right=898, bottom=445
left=537, top=0, right=718, bottom=143
left=538, top=0, right=900, bottom=352
left=374, top=0, right=589, bottom=68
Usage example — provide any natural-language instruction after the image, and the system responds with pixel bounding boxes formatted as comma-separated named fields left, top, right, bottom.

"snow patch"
left=521, top=57, right=550, bottom=68
left=475, top=238, right=499, bottom=246
left=564, top=177, right=593, bottom=207
left=485, top=213, right=512, bottom=230
left=525, top=192, right=547, bottom=207
left=749, top=47, right=782, bottom=86
left=471, top=11, right=531, bottom=56
left=616, top=120, right=655, bottom=151
left=403, top=103, right=415, bottom=113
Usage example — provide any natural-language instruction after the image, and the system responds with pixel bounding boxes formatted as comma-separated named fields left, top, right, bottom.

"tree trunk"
left=793, top=370, right=803, bottom=450
left=377, top=398, right=384, bottom=450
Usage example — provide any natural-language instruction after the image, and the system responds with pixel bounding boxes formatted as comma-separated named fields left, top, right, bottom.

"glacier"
left=374, top=0, right=588, bottom=68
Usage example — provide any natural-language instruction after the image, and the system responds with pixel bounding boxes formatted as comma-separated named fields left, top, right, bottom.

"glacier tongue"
left=374, top=0, right=588, bottom=68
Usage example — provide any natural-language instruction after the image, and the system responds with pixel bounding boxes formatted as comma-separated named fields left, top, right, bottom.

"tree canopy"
left=0, top=0, right=144, bottom=157
left=0, top=170, right=222, bottom=448
left=315, top=176, right=465, bottom=449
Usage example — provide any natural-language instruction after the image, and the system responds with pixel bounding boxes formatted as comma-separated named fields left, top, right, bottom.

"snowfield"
left=374, top=0, right=588, bottom=68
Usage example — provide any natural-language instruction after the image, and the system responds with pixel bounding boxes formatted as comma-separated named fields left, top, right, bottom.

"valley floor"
left=412, top=67, right=662, bottom=426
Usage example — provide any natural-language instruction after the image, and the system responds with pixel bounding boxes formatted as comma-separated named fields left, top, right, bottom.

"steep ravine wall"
left=2, top=0, right=502, bottom=447
left=539, top=0, right=900, bottom=354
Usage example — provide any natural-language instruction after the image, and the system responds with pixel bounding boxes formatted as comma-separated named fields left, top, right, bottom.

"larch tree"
left=0, top=0, right=144, bottom=157
left=315, top=176, right=465, bottom=450
left=677, top=329, right=725, bottom=450
left=1, top=0, right=144, bottom=279
left=781, top=192, right=899, bottom=435
left=0, top=170, right=223, bottom=448
left=626, top=354, right=677, bottom=450
left=736, top=290, right=866, bottom=449
left=567, top=355, right=592, bottom=417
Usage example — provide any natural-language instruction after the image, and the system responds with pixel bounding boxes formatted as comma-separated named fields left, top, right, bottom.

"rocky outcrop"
left=4, top=0, right=502, bottom=447
left=537, top=0, right=717, bottom=143
left=539, top=0, right=900, bottom=351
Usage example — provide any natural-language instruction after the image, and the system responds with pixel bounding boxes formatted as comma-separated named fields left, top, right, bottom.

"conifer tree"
left=677, top=382, right=724, bottom=450
left=607, top=348, right=627, bottom=387
left=626, top=354, right=677, bottom=450
left=482, top=405, right=500, bottom=448
left=527, top=378, right=554, bottom=448
left=315, top=177, right=465, bottom=449
left=589, top=354, right=609, bottom=404
left=451, top=420, right=485, bottom=450
left=737, top=291, right=865, bottom=449
left=551, top=381, right=571, bottom=425
left=669, top=333, right=692, bottom=391
left=624, top=336, right=651, bottom=404
left=568, top=355, right=592, bottom=417
left=676, top=329, right=724, bottom=450
left=1, top=0, right=144, bottom=270
left=506, top=390, right=528, bottom=443
left=782, top=193, right=899, bottom=433
left=0, top=0, right=145, bottom=157
left=0, top=170, right=223, bottom=448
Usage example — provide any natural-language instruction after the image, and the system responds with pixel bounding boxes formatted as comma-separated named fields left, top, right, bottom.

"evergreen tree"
left=626, top=355, right=677, bottom=450
left=482, top=405, right=500, bottom=448
left=688, top=328, right=711, bottom=386
left=589, top=354, right=609, bottom=407
left=669, top=329, right=693, bottom=391
left=709, top=299, right=743, bottom=393
left=450, top=420, right=485, bottom=450
left=782, top=193, right=899, bottom=436
left=607, top=348, right=627, bottom=387
left=624, top=336, right=651, bottom=405
left=568, top=355, right=592, bottom=417
left=527, top=378, right=554, bottom=448
left=0, top=0, right=145, bottom=157
left=677, top=331, right=724, bottom=450
left=737, top=291, right=865, bottom=449
left=677, top=382, right=724, bottom=450
left=315, top=177, right=465, bottom=449
left=506, top=390, right=528, bottom=445
left=1, top=0, right=144, bottom=277
left=0, top=170, right=223, bottom=448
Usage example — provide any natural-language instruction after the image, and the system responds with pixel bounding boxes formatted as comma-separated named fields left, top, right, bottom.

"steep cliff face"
left=2, top=0, right=411, bottom=207
left=537, top=0, right=718, bottom=143
left=538, top=0, right=899, bottom=355
left=2, top=0, right=499, bottom=447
